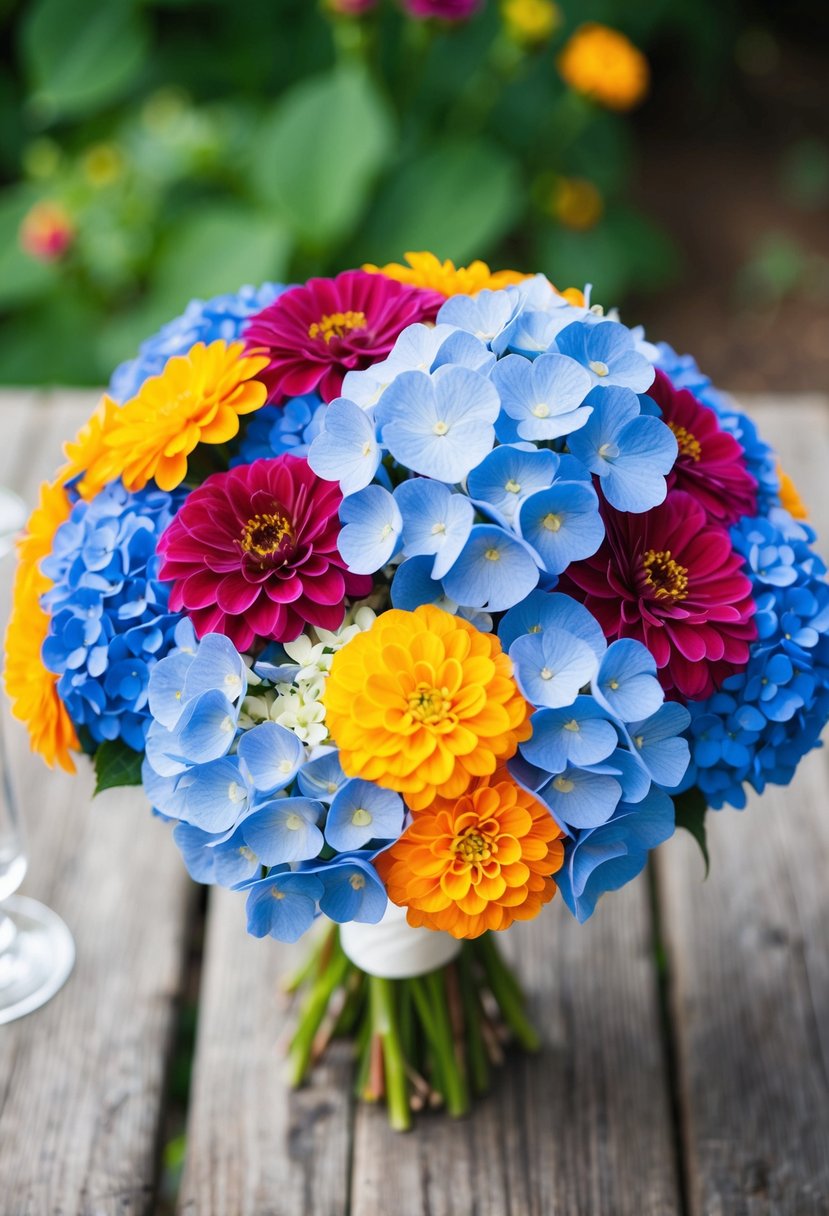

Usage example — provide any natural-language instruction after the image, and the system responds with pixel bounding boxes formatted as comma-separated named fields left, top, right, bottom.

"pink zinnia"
left=157, top=456, right=372, bottom=650
left=402, top=0, right=482, bottom=18
left=647, top=370, right=757, bottom=525
left=561, top=490, right=756, bottom=700
left=244, top=270, right=443, bottom=404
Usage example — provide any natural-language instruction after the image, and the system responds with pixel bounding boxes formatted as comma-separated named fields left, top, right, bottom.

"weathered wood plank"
left=0, top=390, right=196, bottom=1215
left=177, top=888, right=354, bottom=1216
left=350, top=886, right=681, bottom=1216
left=657, top=395, right=829, bottom=1216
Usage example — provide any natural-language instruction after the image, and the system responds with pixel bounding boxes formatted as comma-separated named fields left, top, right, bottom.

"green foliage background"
left=0, top=0, right=734, bottom=384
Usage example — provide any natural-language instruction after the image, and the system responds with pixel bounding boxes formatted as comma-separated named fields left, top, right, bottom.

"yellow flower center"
left=643, top=548, right=689, bottom=602
left=408, top=683, right=452, bottom=725
left=308, top=310, right=367, bottom=343
left=349, top=873, right=366, bottom=891
left=589, top=360, right=610, bottom=377
left=239, top=511, right=293, bottom=564
left=351, top=807, right=372, bottom=827
left=542, top=513, right=562, bottom=532
left=454, top=827, right=494, bottom=864
left=668, top=422, right=702, bottom=462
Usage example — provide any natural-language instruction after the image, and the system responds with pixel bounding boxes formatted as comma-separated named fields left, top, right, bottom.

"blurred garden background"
left=0, top=0, right=827, bottom=391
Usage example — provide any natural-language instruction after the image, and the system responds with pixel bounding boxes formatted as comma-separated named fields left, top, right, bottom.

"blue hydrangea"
left=231, top=395, right=325, bottom=465
left=41, top=482, right=184, bottom=750
left=685, top=508, right=829, bottom=808
left=141, top=630, right=392, bottom=935
left=109, top=283, right=284, bottom=402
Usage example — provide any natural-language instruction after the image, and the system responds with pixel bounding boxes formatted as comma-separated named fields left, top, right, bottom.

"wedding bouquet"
left=6, top=253, right=827, bottom=1129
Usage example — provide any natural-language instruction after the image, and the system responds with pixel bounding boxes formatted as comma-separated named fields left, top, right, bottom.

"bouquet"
left=6, top=253, right=827, bottom=1130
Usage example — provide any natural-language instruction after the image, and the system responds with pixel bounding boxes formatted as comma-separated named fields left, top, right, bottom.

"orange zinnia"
left=57, top=394, right=120, bottom=500
left=86, top=339, right=269, bottom=493
left=4, top=478, right=78, bottom=772
left=778, top=465, right=808, bottom=520
left=377, top=771, right=564, bottom=938
left=323, top=604, right=531, bottom=812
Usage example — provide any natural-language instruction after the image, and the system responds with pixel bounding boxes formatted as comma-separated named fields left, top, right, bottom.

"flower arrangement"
left=6, top=255, right=828, bottom=1129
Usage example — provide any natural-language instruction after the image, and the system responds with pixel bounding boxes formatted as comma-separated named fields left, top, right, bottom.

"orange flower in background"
left=778, top=465, right=808, bottom=520
left=377, top=771, right=564, bottom=938
left=4, top=479, right=78, bottom=772
left=550, top=177, right=604, bottom=231
left=558, top=23, right=649, bottom=111
left=324, top=604, right=531, bottom=812
left=85, top=340, right=269, bottom=493
left=364, top=251, right=529, bottom=297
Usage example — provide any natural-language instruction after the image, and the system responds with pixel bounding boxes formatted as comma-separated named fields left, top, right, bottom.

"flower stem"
left=424, top=970, right=469, bottom=1118
left=287, top=946, right=350, bottom=1088
left=459, top=947, right=490, bottom=1095
left=370, top=975, right=411, bottom=1132
left=475, top=934, right=541, bottom=1053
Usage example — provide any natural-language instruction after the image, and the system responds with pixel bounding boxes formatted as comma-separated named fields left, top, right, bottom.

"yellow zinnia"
left=323, top=604, right=531, bottom=812
left=558, top=23, right=649, bottom=111
left=4, top=479, right=78, bottom=772
left=85, top=340, right=269, bottom=493
left=501, top=0, right=560, bottom=46
left=57, top=393, right=120, bottom=501
left=363, top=251, right=529, bottom=297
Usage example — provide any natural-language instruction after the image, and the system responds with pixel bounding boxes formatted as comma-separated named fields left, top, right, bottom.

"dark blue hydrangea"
left=656, top=342, right=779, bottom=514
left=230, top=394, right=326, bottom=466
left=109, top=283, right=284, bottom=402
left=40, top=482, right=185, bottom=751
left=685, top=508, right=829, bottom=808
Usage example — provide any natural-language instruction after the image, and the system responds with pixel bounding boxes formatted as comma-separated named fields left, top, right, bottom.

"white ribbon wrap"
left=339, top=902, right=461, bottom=979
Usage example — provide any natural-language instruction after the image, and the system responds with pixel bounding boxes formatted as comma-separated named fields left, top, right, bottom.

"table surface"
left=1, top=388, right=828, bottom=1216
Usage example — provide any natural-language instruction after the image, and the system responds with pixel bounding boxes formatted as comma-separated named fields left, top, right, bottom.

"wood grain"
left=177, top=888, right=354, bottom=1216
left=350, top=885, right=681, bottom=1216
left=0, top=392, right=196, bottom=1215
left=656, top=395, right=829, bottom=1216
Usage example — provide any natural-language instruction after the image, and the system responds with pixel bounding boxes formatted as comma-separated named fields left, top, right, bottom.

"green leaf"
left=674, top=787, right=709, bottom=877
left=537, top=206, right=680, bottom=307
left=355, top=140, right=521, bottom=267
left=253, top=65, right=394, bottom=248
left=154, top=205, right=293, bottom=314
left=94, top=738, right=143, bottom=796
left=21, top=0, right=149, bottom=121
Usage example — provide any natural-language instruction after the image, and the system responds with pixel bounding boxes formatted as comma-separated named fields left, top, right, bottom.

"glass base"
left=0, top=895, right=75, bottom=1025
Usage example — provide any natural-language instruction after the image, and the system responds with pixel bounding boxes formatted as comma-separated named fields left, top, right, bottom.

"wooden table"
left=0, top=389, right=827, bottom=1216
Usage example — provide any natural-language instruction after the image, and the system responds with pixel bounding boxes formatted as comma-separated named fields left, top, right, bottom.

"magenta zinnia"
left=156, top=456, right=372, bottom=649
left=647, top=370, right=758, bottom=525
left=562, top=490, right=756, bottom=700
left=243, top=270, right=443, bottom=403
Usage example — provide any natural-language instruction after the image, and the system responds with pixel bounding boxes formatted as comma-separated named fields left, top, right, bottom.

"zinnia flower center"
left=239, top=511, right=294, bottom=565
left=407, top=682, right=452, bottom=724
left=642, top=548, right=689, bottom=602
left=308, top=310, right=367, bottom=344
left=454, top=827, right=494, bottom=865
left=668, top=422, right=702, bottom=463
